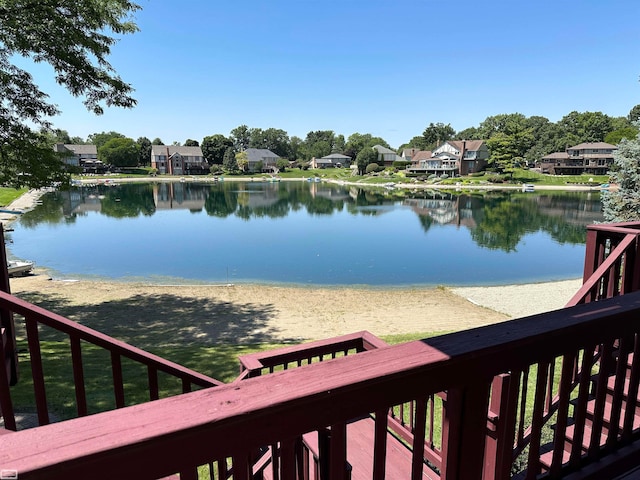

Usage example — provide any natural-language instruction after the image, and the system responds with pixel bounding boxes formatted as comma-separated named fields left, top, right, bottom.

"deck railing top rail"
left=4, top=290, right=640, bottom=479
left=0, top=290, right=221, bottom=389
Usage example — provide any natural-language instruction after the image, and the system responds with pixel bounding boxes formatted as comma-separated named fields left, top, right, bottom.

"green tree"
left=136, top=136, right=152, bottom=166
left=0, top=0, right=139, bottom=188
left=557, top=111, right=615, bottom=143
left=230, top=125, right=251, bottom=151
left=184, top=139, right=199, bottom=146
left=202, top=134, right=233, bottom=165
left=235, top=151, right=248, bottom=172
left=602, top=126, right=640, bottom=221
left=223, top=148, right=239, bottom=172
left=356, top=147, right=378, bottom=175
left=605, top=127, right=639, bottom=145
left=249, top=128, right=291, bottom=158
left=344, top=133, right=389, bottom=161
left=151, top=137, right=164, bottom=145
left=88, top=131, right=126, bottom=150
left=455, top=126, right=481, bottom=140
left=629, top=105, right=640, bottom=123
left=98, top=137, right=140, bottom=168
left=301, top=130, right=342, bottom=160
left=276, top=158, right=289, bottom=172
left=421, top=122, right=455, bottom=149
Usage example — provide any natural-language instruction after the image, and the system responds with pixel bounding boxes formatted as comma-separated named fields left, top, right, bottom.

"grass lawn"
left=73, top=167, right=610, bottom=188
left=0, top=187, right=28, bottom=207
left=9, top=330, right=438, bottom=421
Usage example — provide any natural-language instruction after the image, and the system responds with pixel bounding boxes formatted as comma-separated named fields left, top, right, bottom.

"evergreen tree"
left=223, top=147, right=238, bottom=172
left=602, top=124, right=640, bottom=221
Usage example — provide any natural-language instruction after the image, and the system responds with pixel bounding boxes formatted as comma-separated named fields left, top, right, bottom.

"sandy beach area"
left=1, top=186, right=584, bottom=344
left=7, top=273, right=582, bottom=344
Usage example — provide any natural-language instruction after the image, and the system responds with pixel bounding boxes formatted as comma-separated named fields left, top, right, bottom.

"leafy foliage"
left=356, top=147, right=378, bottom=175
left=602, top=126, right=640, bottom=221
left=202, top=134, right=233, bottom=165
left=98, top=137, right=139, bottom=167
left=0, top=0, right=140, bottom=187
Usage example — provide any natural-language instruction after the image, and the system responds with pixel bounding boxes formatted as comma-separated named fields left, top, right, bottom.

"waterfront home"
left=310, top=153, right=352, bottom=169
left=150, top=145, right=208, bottom=175
left=407, top=140, right=489, bottom=176
left=373, top=144, right=403, bottom=166
left=54, top=143, right=104, bottom=173
left=539, top=142, right=617, bottom=175
left=244, top=148, right=280, bottom=173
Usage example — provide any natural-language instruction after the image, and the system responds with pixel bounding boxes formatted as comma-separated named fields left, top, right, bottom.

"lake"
left=7, top=181, right=604, bottom=286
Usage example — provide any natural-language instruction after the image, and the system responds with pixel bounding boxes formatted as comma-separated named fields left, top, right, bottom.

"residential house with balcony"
left=539, top=142, right=617, bottom=175
left=150, top=145, right=208, bottom=175
left=310, top=153, right=351, bottom=169
left=54, top=143, right=103, bottom=172
left=244, top=148, right=280, bottom=173
left=406, top=140, right=489, bottom=176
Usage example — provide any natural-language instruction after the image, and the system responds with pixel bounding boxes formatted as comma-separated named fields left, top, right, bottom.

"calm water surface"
left=8, top=181, right=604, bottom=286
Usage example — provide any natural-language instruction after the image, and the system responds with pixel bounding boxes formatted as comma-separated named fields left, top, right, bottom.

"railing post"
left=484, top=373, right=519, bottom=480
left=440, top=379, right=491, bottom=479
left=0, top=224, right=18, bottom=386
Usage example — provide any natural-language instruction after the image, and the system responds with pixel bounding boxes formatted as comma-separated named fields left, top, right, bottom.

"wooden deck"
left=2, top=222, right=640, bottom=478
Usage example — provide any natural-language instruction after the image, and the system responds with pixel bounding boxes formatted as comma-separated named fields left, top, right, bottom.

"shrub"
left=392, top=160, right=410, bottom=169
left=366, top=163, right=381, bottom=174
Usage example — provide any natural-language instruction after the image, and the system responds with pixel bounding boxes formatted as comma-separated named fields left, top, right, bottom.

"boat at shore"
left=8, top=260, right=34, bottom=277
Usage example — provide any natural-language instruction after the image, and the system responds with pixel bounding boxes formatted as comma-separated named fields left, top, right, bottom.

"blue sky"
left=28, top=0, right=640, bottom=149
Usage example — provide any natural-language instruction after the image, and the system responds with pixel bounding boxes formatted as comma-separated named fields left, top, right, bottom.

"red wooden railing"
left=568, top=222, right=640, bottom=306
left=3, top=291, right=640, bottom=479
left=0, top=290, right=221, bottom=432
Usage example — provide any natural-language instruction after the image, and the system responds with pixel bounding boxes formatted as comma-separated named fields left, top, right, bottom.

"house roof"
left=151, top=145, right=204, bottom=157
left=63, top=144, right=98, bottom=155
left=411, top=151, right=433, bottom=162
left=402, top=148, right=421, bottom=158
left=245, top=148, right=280, bottom=163
left=568, top=142, right=617, bottom=150
left=541, top=152, right=570, bottom=160
left=320, top=153, right=351, bottom=160
left=372, top=145, right=397, bottom=155
left=448, top=140, right=486, bottom=152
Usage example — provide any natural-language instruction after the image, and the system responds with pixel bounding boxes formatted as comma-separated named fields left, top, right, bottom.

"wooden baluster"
left=25, top=316, right=49, bottom=425
left=372, top=408, right=388, bottom=480
left=484, top=373, right=519, bottom=480
left=525, top=360, right=550, bottom=480
left=70, top=336, right=87, bottom=416
left=329, top=422, right=348, bottom=480
left=569, top=346, right=595, bottom=467
left=588, top=342, right=615, bottom=459
left=411, top=398, right=427, bottom=480
left=623, top=334, right=640, bottom=441
left=550, top=352, right=577, bottom=476
left=148, top=365, right=159, bottom=401
left=111, top=351, right=125, bottom=408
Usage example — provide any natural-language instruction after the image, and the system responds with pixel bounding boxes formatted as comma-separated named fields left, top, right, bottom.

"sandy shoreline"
left=7, top=272, right=582, bottom=344
left=1, top=185, right=585, bottom=343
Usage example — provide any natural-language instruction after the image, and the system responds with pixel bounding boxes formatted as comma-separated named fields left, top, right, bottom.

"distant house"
left=150, top=145, right=208, bottom=175
left=372, top=145, right=403, bottom=166
left=54, top=143, right=104, bottom=172
left=401, top=148, right=421, bottom=162
left=407, top=150, right=458, bottom=176
left=406, top=140, right=489, bottom=176
left=539, top=142, right=617, bottom=175
left=244, top=148, right=280, bottom=173
left=310, top=153, right=351, bottom=169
